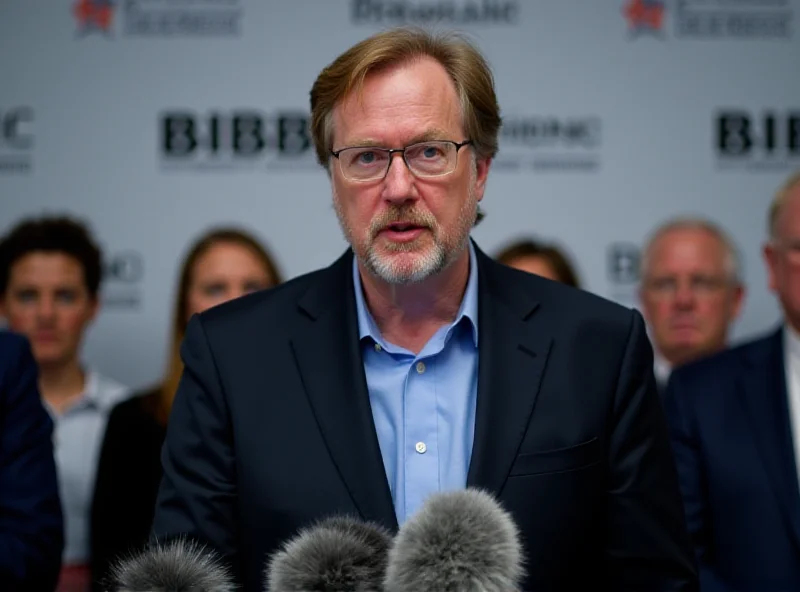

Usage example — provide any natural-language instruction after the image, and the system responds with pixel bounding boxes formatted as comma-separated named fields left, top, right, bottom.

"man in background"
left=664, top=171, right=800, bottom=590
left=639, top=217, right=744, bottom=392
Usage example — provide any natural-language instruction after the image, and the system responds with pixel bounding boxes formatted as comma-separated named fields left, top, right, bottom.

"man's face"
left=764, top=184, right=800, bottom=332
left=640, top=228, right=743, bottom=366
left=329, top=57, right=490, bottom=284
left=0, top=252, right=98, bottom=368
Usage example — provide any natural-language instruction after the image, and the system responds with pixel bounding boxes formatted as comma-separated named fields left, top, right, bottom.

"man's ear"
left=473, top=157, right=492, bottom=202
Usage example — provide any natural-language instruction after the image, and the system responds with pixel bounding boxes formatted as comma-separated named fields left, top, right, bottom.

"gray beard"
left=332, top=163, right=478, bottom=285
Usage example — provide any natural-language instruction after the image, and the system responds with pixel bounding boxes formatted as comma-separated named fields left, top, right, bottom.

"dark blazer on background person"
left=90, top=387, right=166, bottom=590
left=151, top=244, right=698, bottom=591
left=0, top=330, right=63, bottom=591
left=664, top=328, right=800, bottom=591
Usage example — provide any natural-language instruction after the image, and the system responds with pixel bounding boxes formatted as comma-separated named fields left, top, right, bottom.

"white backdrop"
left=1, top=0, right=798, bottom=390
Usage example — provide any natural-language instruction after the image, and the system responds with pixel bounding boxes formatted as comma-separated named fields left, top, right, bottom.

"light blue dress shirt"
left=352, top=243, right=479, bottom=524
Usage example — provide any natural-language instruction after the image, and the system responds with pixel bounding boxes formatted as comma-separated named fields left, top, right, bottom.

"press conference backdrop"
left=1, top=0, right=798, bottom=389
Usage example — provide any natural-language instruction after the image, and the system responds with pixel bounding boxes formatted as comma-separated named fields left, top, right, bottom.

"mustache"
left=369, top=206, right=437, bottom=238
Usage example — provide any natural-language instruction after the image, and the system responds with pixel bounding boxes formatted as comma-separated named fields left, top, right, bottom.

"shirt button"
left=415, top=442, right=427, bottom=454
left=374, top=343, right=382, bottom=352
left=416, top=361, right=426, bottom=374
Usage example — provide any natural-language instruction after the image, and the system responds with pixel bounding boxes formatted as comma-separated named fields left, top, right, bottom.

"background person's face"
left=506, top=255, right=561, bottom=282
left=1, top=252, right=98, bottom=368
left=764, top=184, right=800, bottom=333
left=640, top=228, right=743, bottom=365
left=185, top=241, right=275, bottom=321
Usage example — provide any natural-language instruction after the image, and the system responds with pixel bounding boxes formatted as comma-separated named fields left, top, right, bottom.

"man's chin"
left=365, top=248, right=441, bottom=284
left=35, top=352, right=71, bottom=369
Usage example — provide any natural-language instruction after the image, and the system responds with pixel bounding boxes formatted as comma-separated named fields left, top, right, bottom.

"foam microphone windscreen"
left=264, top=515, right=393, bottom=591
left=110, top=537, right=235, bottom=592
left=383, top=488, right=525, bottom=592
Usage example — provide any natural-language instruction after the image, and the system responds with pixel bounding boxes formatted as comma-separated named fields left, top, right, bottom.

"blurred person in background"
left=664, top=171, right=800, bottom=591
left=90, top=227, right=283, bottom=590
left=639, top=218, right=744, bottom=393
left=0, top=216, right=130, bottom=592
left=0, top=330, right=63, bottom=591
left=494, top=237, right=581, bottom=288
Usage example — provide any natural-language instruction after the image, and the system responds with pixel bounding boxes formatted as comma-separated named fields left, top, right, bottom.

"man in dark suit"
left=0, top=330, right=64, bottom=590
left=152, top=27, right=697, bottom=591
left=664, top=170, right=800, bottom=591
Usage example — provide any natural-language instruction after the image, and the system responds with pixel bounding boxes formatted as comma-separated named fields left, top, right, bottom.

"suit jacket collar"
left=290, top=243, right=553, bottom=528
left=467, top=247, right=553, bottom=493
left=739, top=326, right=800, bottom=553
left=291, top=249, right=398, bottom=530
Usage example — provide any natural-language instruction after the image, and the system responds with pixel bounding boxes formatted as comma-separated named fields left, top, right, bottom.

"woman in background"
left=89, top=227, right=283, bottom=589
left=495, top=237, right=581, bottom=288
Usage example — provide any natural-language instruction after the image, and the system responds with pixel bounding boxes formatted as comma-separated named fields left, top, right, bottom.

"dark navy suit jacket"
left=665, top=328, right=800, bottom=591
left=0, top=330, right=63, bottom=591
left=153, top=245, right=698, bottom=591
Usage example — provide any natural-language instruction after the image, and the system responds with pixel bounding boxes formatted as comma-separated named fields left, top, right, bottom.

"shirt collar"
left=353, top=241, right=479, bottom=347
left=81, top=370, right=103, bottom=409
left=653, top=351, right=672, bottom=385
left=66, top=370, right=122, bottom=413
left=784, top=323, right=800, bottom=363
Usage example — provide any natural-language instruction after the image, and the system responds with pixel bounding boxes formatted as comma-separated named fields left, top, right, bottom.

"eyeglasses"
left=330, top=140, right=473, bottom=182
left=643, top=275, right=729, bottom=299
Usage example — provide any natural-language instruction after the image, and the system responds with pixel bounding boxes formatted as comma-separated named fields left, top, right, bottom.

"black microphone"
left=264, top=515, right=393, bottom=591
left=383, top=488, right=525, bottom=592
left=109, top=537, right=235, bottom=592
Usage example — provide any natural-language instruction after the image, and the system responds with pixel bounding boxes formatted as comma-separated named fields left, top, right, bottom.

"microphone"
left=109, top=537, right=235, bottom=592
left=383, top=488, right=525, bottom=592
left=264, top=515, right=393, bottom=591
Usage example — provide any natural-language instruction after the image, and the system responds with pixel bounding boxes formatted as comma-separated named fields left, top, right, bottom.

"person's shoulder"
left=109, top=385, right=160, bottom=416
left=672, top=329, right=778, bottom=385
left=484, top=254, right=635, bottom=326
left=0, top=329, right=28, bottom=352
left=0, top=330, right=33, bottom=366
left=89, top=370, right=133, bottom=410
left=0, top=330, right=36, bottom=394
left=197, top=253, right=345, bottom=331
left=106, top=385, right=162, bottom=430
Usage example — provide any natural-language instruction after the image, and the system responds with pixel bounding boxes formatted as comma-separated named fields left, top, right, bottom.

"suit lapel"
left=467, top=248, right=553, bottom=495
left=290, top=251, right=398, bottom=531
left=739, top=328, right=800, bottom=553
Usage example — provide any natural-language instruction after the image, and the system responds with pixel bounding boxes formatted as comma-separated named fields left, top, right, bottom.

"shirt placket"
left=403, top=355, right=439, bottom=522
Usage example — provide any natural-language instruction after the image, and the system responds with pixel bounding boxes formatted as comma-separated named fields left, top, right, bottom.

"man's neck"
left=358, top=247, right=470, bottom=354
left=39, top=359, right=86, bottom=415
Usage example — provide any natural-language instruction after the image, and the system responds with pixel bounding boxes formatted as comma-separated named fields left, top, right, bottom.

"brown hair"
left=0, top=215, right=103, bottom=298
left=155, top=227, right=283, bottom=425
left=309, top=26, right=502, bottom=168
left=495, top=238, right=581, bottom=288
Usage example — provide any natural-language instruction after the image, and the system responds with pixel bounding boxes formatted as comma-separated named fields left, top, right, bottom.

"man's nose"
left=381, top=153, right=417, bottom=204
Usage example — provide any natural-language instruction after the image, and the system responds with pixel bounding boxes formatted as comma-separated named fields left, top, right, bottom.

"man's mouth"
left=381, top=222, right=427, bottom=242
left=387, top=222, right=423, bottom=232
